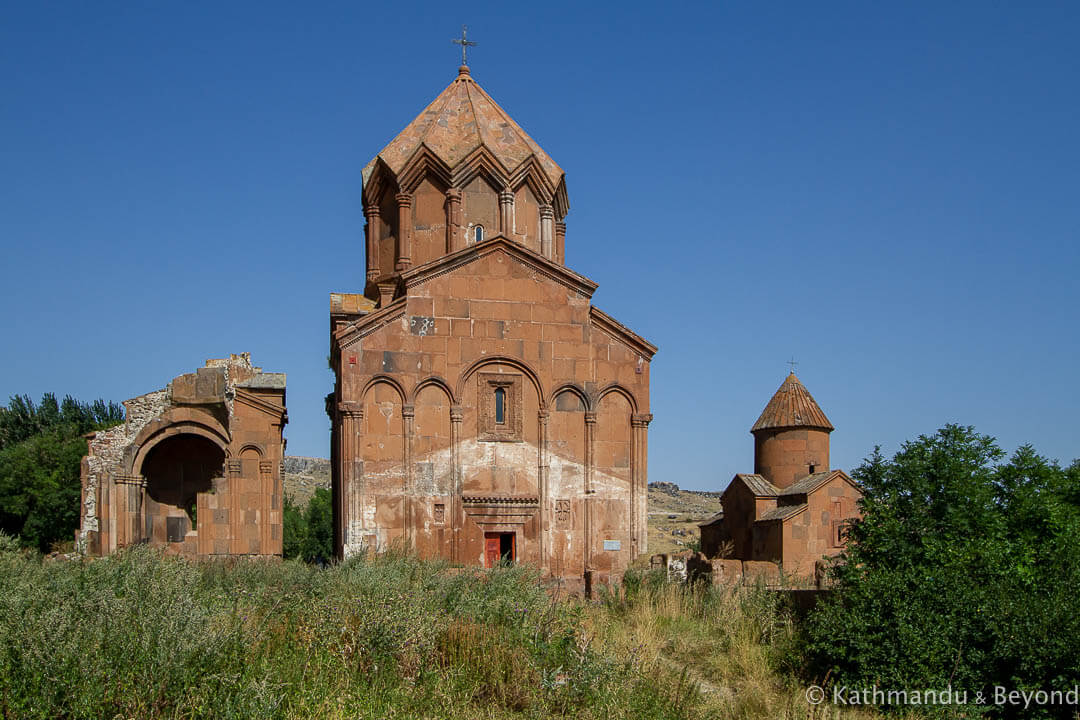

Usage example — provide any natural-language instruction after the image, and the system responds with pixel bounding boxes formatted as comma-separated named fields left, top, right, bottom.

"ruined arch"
left=127, top=408, right=229, bottom=477
left=141, top=433, right=226, bottom=543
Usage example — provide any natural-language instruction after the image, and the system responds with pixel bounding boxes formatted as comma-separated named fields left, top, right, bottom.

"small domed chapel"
left=329, top=65, right=656, bottom=586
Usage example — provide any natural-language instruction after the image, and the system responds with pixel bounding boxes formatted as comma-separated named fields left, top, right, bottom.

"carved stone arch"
left=125, top=408, right=230, bottom=476
left=361, top=374, right=408, bottom=404
left=410, top=375, right=456, bottom=405
left=238, top=443, right=265, bottom=458
left=456, top=355, right=545, bottom=410
left=129, top=422, right=230, bottom=478
left=452, top=146, right=510, bottom=191
left=550, top=383, right=592, bottom=412
left=594, top=383, right=639, bottom=414
left=508, top=156, right=555, bottom=205
left=362, top=157, right=400, bottom=208
left=397, top=144, right=454, bottom=194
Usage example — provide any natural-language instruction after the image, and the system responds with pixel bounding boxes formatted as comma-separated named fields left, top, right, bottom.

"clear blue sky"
left=2, top=2, right=1077, bottom=490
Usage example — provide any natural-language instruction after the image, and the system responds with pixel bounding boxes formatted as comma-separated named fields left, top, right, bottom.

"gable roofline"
left=332, top=296, right=407, bottom=352
left=698, top=511, right=725, bottom=528
left=399, top=234, right=597, bottom=297
left=724, top=473, right=780, bottom=499
left=778, top=468, right=860, bottom=498
left=590, top=306, right=657, bottom=360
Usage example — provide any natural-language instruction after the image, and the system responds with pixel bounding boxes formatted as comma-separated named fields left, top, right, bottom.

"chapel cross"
left=787, top=357, right=799, bottom=374
left=452, top=25, right=478, bottom=66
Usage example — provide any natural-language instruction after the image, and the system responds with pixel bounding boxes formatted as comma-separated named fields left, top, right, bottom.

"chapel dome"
left=751, top=373, right=834, bottom=433
left=362, top=66, right=565, bottom=208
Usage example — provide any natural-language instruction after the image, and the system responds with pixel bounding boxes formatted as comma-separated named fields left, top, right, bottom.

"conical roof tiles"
left=362, top=67, right=563, bottom=190
left=751, top=373, right=834, bottom=433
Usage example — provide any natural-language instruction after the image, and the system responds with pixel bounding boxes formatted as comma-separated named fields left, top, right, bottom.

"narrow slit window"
left=474, top=225, right=484, bottom=244
left=495, top=387, right=505, bottom=424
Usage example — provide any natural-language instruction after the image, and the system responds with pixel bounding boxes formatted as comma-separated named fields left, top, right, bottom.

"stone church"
left=329, top=65, right=656, bottom=587
left=700, top=373, right=863, bottom=577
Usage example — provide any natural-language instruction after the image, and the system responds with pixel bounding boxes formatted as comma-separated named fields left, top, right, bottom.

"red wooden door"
left=484, top=533, right=501, bottom=568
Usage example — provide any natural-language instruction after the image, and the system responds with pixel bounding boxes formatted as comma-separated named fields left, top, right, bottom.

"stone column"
left=538, top=408, right=549, bottom=570
left=259, top=460, right=274, bottom=555
left=498, top=189, right=514, bottom=237
left=450, top=405, right=463, bottom=563
left=631, top=413, right=652, bottom=558
left=445, top=188, right=463, bottom=253
left=338, top=403, right=363, bottom=550
left=364, top=205, right=381, bottom=282
left=584, top=411, right=597, bottom=570
left=555, top=221, right=566, bottom=264
left=396, top=192, right=413, bottom=270
left=114, top=473, right=145, bottom=547
left=227, top=459, right=243, bottom=553
left=402, top=403, right=415, bottom=545
left=539, top=204, right=554, bottom=259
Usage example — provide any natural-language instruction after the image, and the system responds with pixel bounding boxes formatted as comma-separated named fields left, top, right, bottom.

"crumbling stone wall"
left=78, top=353, right=287, bottom=558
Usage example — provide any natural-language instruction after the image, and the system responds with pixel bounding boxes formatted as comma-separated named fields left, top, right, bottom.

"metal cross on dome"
left=787, top=358, right=799, bottom=374
left=452, top=25, right=478, bottom=66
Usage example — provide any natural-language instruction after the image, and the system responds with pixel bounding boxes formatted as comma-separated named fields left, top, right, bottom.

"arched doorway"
left=141, top=434, right=225, bottom=546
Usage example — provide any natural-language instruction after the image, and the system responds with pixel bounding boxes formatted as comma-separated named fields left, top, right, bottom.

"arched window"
left=474, top=225, right=484, bottom=244
left=495, top=387, right=505, bottom=424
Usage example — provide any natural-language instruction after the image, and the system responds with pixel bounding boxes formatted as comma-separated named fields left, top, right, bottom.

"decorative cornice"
left=462, top=495, right=539, bottom=506
left=338, top=401, right=363, bottom=419
left=234, top=388, right=285, bottom=420
left=589, top=306, right=658, bottom=360
left=113, top=473, right=145, bottom=487
left=334, top=297, right=407, bottom=351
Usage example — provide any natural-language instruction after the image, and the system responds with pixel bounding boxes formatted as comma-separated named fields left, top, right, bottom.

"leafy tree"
left=282, top=488, right=334, bottom=564
left=301, top=487, right=334, bottom=564
left=281, top=492, right=307, bottom=560
left=806, top=425, right=1080, bottom=717
left=0, top=394, right=124, bottom=551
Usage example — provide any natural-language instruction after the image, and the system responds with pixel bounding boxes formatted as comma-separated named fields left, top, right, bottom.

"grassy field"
left=0, top=537, right=900, bottom=720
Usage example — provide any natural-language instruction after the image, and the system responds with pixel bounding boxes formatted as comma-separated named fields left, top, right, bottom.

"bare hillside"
left=283, top=456, right=331, bottom=507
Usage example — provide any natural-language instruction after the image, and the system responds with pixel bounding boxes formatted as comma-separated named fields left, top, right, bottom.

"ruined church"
left=329, top=64, right=656, bottom=586
left=78, top=353, right=287, bottom=557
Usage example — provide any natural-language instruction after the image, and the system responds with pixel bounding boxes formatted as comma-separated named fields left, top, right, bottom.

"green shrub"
left=805, top=425, right=1080, bottom=718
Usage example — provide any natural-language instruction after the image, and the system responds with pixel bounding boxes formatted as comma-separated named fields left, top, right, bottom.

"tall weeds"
left=0, top=545, right=686, bottom=719
left=585, top=570, right=894, bottom=720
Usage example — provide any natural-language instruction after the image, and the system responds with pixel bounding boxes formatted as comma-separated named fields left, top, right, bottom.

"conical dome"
left=751, top=373, right=834, bottom=433
left=362, top=67, right=564, bottom=192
